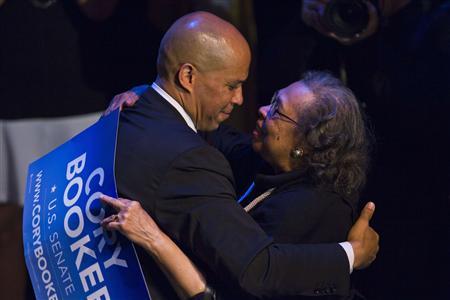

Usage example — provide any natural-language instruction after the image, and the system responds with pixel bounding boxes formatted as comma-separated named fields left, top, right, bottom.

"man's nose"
left=231, top=86, right=244, bottom=106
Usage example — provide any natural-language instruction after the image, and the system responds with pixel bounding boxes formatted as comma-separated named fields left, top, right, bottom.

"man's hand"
left=103, top=85, right=148, bottom=116
left=348, top=202, right=379, bottom=269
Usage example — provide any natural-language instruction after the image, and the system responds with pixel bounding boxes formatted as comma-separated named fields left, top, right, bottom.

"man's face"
left=192, top=54, right=250, bottom=131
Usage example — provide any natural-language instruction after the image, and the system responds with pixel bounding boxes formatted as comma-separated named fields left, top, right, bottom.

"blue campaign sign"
left=23, top=110, right=151, bottom=300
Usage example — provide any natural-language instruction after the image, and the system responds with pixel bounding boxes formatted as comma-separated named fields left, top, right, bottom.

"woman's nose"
left=258, top=105, right=269, bottom=119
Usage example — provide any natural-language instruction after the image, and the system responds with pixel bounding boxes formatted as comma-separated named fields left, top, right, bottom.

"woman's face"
left=252, top=82, right=313, bottom=172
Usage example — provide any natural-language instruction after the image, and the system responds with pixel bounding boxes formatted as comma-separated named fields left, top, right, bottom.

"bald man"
left=115, top=12, right=378, bottom=299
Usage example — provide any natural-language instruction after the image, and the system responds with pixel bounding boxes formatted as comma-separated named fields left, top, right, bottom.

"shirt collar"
left=255, top=168, right=308, bottom=191
left=151, top=82, right=197, bottom=133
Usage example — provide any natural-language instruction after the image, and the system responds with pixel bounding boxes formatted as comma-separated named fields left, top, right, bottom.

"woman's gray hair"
left=294, top=71, right=370, bottom=202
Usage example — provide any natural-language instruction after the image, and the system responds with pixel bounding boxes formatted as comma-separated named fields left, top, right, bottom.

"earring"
left=290, top=148, right=304, bottom=159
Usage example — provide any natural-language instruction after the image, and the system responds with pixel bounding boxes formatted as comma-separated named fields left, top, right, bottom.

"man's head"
left=156, top=11, right=251, bottom=131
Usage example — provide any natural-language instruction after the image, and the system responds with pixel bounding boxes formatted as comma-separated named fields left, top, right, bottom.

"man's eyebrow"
left=228, top=80, right=245, bottom=86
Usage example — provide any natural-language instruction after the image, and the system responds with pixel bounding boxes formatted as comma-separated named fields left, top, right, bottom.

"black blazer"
left=250, top=170, right=356, bottom=300
left=115, top=87, right=350, bottom=299
left=249, top=173, right=354, bottom=245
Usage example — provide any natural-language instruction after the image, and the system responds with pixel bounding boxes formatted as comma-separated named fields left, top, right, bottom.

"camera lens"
left=324, top=0, right=370, bottom=38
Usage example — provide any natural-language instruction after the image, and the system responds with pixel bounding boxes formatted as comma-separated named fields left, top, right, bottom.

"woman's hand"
left=100, top=194, right=163, bottom=250
left=103, top=85, right=148, bottom=116
left=100, top=194, right=207, bottom=298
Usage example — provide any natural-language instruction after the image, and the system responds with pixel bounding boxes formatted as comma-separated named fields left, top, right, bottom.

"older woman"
left=101, top=71, right=372, bottom=299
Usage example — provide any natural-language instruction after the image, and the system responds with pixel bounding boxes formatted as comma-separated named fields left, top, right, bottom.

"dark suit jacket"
left=115, top=87, right=350, bottom=299
left=250, top=172, right=355, bottom=300
left=249, top=172, right=354, bottom=244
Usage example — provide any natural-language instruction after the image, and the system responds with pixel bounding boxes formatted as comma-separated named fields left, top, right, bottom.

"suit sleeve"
left=156, top=146, right=350, bottom=298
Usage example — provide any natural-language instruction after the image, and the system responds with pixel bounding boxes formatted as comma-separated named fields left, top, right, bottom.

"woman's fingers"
left=101, top=213, right=121, bottom=232
left=102, top=219, right=121, bottom=231
left=99, top=196, right=155, bottom=247
left=100, top=194, right=127, bottom=211
left=101, top=213, right=118, bottom=224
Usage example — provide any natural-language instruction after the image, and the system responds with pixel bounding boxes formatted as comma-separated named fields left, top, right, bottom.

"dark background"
left=0, top=0, right=448, bottom=299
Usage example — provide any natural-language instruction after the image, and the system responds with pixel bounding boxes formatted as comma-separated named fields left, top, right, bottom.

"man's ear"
left=178, top=63, right=196, bottom=93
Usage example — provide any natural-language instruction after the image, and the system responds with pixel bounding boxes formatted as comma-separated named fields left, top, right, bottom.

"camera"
left=323, top=0, right=374, bottom=38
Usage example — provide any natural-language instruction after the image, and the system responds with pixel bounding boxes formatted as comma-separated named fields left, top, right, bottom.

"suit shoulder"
left=118, top=107, right=206, bottom=159
left=171, top=144, right=233, bottom=174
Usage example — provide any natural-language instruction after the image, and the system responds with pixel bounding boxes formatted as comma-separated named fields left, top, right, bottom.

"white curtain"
left=0, top=112, right=101, bottom=205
